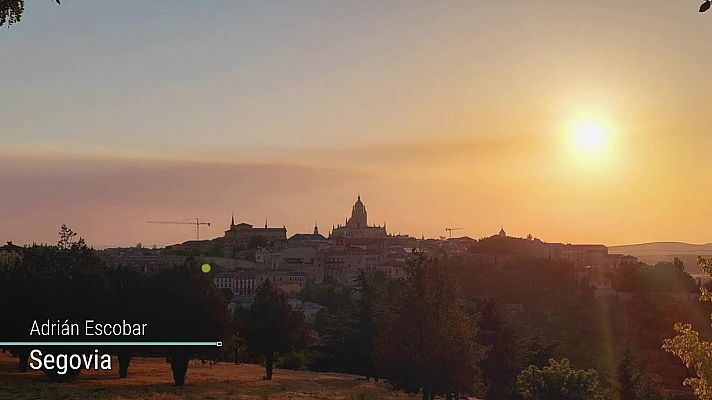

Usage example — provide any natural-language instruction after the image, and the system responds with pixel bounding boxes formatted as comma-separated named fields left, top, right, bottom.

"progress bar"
left=0, top=341, right=222, bottom=347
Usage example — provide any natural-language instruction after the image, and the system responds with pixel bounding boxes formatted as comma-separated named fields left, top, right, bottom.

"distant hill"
left=610, top=242, right=712, bottom=273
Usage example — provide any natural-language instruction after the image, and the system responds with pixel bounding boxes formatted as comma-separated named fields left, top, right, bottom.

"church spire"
left=231, top=214, right=235, bottom=227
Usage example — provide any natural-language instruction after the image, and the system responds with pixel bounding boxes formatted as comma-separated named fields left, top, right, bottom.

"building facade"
left=221, top=215, right=287, bottom=248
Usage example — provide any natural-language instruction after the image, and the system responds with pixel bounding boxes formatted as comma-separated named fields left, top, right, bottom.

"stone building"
left=221, top=215, right=287, bottom=248
left=316, top=245, right=381, bottom=285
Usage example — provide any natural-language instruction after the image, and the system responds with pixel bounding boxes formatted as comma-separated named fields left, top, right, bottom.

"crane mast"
left=445, top=227, right=463, bottom=239
left=147, top=218, right=211, bottom=241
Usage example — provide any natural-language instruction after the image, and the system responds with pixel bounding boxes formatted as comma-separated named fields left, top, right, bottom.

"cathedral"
left=330, top=196, right=387, bottom=240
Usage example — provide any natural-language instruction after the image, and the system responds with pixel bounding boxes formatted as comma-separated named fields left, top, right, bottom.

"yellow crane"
left=445, top=227, right=463, bottom=239
left=147, top=218, right=211, bottom=241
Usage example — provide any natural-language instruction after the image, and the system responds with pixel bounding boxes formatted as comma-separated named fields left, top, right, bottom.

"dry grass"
left=0, top=352, right=417, bottom=400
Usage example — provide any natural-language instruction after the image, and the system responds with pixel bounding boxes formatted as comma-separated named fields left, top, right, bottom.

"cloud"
left=0, top=156, right=365, bottom=246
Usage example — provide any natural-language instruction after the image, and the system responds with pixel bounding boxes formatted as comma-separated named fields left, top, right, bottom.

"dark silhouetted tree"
left=619, top=345, right=637, bottom=400
left=476, top=298, right=532, bottom=400
left=105, top=265, right=148, bottom=378
left=149, top=263, right=230, bottom=386
left=242, top=279, right=310, bottom=380
left=1, top=0, right=60, bottom=27
left=348, top=271, right=382, bottom=378
left=0, top=226, right=110, bottom=380
left=374, top=254, right=485, bottom=400
left=617, top=344, right=663, bottom=400
left=312, top=271, right=402, bottom=376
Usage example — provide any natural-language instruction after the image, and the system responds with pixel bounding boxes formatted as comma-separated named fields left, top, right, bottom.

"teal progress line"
left=0, top=341, right=222, bottom=347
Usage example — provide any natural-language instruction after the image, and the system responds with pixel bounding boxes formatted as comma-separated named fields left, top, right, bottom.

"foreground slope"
left=0, top=352, right=417, bottom=400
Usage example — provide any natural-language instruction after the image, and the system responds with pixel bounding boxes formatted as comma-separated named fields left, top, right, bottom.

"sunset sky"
left=3, top=0, right=712, bottom=247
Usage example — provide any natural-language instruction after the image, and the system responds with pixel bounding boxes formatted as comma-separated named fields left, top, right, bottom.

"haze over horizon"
left=3, top=0, right=712, bottom=247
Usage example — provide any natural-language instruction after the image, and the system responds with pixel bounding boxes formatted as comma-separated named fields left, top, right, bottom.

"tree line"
left=0, top=225, right=230, bottom=384
left=1, top=226, right=707, bottom=399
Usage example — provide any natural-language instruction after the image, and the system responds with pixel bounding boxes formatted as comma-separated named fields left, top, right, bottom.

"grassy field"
left=0, top=351, right=417, bottom=400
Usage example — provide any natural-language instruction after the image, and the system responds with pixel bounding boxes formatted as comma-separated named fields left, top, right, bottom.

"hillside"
left=0, top=352, right=418, bottom=400
left=610, top=242, right=712, bottom=273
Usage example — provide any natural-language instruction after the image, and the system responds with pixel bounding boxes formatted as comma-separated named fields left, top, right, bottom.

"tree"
left=348, top=271, right=382, bottom=378
left=149, top=263, right=230, bottom=385
left=673, top=257, right=685, bottom=271
left=311, top=271, right=402, bottom=376
left=311, top=306, right=359, bottom=372
left=203, top=241, right=226, bottom=257
left=516, top=358, right=605, bottom=400
left=618, top=344, right=664, bottom=400
left=663, top=257, right=712, bottom=399
left=1, top=0, right=58, bottom=27
left=105, top=265, right=149, bottom=378
left=242, top=280, right=310, bottom=380
left=299, top=280, right=352, bottom=311
left=476, top=298, right=532, bottom=400
left=0, top=250, right=22, bottom=277
left=618, top=345, right=637, bottom=400
left=374, top=254, right=486, bottom=400
left=612, top=260, right=697, bottom=293
left=57, top=224, right=81, bottom=250
left=0, top=249, right=23, bottom=363
left=1, top=226, right=111, bottom=380
left=0, top=226, right=230, bottom=385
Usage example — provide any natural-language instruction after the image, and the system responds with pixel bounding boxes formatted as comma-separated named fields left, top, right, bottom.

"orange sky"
left=2, top=1, right=712, bottom=246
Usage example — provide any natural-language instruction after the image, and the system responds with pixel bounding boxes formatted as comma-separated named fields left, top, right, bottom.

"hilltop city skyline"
left=3, top=194, right=523, bottom=248
left=3, top=193, right=708, bottom=250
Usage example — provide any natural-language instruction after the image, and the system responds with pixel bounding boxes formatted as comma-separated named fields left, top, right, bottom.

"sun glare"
left=572, top=120, right=607, bottom=153
left=560, top=115, right=618, bottom=174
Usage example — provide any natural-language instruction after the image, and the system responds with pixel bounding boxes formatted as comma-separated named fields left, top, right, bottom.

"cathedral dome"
left=348, top=195, right=368, bottom=228
left=331, top=195, right=387, bottom=240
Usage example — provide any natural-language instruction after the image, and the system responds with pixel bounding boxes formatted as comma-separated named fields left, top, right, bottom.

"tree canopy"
left=1, top=0, right=59, bottom=27
left=663, top=257, right=712, bottom=399
left=0, top=225, right=230, bottom=385
left=241, top=279, right=311, bottom=380
left=374, top=254, right=486, bottom=399
left=516, top=358, right=605, bottom=400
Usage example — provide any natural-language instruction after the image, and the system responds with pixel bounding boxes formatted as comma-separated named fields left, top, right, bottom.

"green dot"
left=201, top=263, right=211, bottom=273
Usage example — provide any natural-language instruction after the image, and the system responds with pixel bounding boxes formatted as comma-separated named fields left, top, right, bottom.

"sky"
left=2, top=0, right=712, bottom=247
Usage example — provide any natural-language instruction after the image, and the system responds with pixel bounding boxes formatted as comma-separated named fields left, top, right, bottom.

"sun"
left=560, top=115, right=618, bottom=173
left=572, top=120, right=607, bottom=153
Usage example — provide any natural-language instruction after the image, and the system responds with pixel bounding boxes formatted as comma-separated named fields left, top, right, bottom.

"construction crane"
left=147, top=218, right=211, bottom=241
left=445, top=227, right=463, bottom=239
